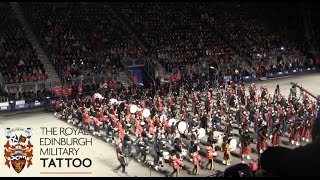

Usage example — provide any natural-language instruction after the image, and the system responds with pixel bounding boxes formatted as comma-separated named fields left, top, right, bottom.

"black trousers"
left=169, top=168, right=179, bottom=177
left=205, top=159, right=214, bottom=170
left=115, top=157, right=126, bottom=172
left=140, top=148, right=147, bottom=162
left=135, top=147, right=147, bottom=162
left=124, top=141, right=132, bottom=155
left=192, top=164, right=199, bottom=175
left=105, top=128, right=115, bottom=139
left=154, top=152, right=160, bottom=165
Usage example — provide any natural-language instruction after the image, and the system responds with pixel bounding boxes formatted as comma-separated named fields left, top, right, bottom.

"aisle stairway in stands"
left=10, top=2, right=62, bottom=89
left=110, top=5, right=170, bottom=82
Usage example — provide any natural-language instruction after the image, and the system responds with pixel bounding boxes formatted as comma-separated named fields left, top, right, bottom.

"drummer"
left=222, top=138, right=232, bottom=166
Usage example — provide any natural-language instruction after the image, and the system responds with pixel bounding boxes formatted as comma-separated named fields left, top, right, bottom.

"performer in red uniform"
left=205, top=144, right=215, bottom=170
left=62, top=87, right=68, bottom=97
left=192, top=151, right=201, bottom=175
left=98, top=108, right=106, bottom=126
left=118, top=122, right=125, bottom=142
left=68, top=86, right=73, bottom=97
left=135, top=120, right=143, bottom=137
left=301, top=120, right=312, bottom=142
left=54, top=86, right=62, bottom=98
left=169, top=154, right=182, bottom=177
left=83, top=112, right=91, bottom=131
left=249, top=160, right=258, bottom=174
left=271, top=124, right=281, bottom=146
left=257, top=123, right=268, bottom=154
left=92, top=117, right=102, bottom=136
left=289, top=123, right=301, bottom=146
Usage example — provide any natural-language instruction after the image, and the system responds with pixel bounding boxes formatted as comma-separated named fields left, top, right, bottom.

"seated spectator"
left=22, top=2, right=145, bottom=85
left=0, top=4, right=48, bottom=84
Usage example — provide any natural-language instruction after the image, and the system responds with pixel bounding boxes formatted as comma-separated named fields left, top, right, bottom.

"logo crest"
left=4, top=128, right=33, bottom=173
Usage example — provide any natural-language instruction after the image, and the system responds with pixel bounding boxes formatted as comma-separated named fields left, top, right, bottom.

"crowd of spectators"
left=112, top=3, right=241, bottom=76
left=21, top=2, right=146, bottom=82
left=0, top=3, right=48, bottom=84
left=311, top=7, right=320, bottom=52
left=1, top=2, right=319, bottom=101
left=112, top=2, right=316, bottom=77
left=196, top=2, right=312, bottom=76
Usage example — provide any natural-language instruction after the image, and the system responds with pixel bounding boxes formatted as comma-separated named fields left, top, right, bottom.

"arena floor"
left=0, top=72, right=319, bottom=177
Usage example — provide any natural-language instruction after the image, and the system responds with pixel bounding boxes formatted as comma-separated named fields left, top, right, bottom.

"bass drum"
left=177, top=121, right=187, bottom=135
left=130, top=104, right=138, bottom=114
left=198, top=128, right=206, bottom=139
left=229, top=138, right=237, bottom=152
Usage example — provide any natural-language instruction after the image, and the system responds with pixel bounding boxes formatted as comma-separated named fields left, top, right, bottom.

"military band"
left=52, top=79, right=319, bottom=176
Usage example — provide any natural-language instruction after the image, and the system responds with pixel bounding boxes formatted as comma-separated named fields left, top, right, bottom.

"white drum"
left=178, top=121, right=187, bottom=134
left=143, top=108, right=151, bottom=118
left=94, top=93, right=103, bottom=99
left=198, top=128, right=206, bottom=139
left=163, top=151, right=170, bottom=161
left=229, top=139, right=237, bottom=152
left=130, top=105, right=138, bottom=114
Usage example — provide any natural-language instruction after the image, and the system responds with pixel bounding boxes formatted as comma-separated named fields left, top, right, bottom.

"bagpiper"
left=271, top=124, right=282, bottom=146
left=240, top=129, right=252, bottom=161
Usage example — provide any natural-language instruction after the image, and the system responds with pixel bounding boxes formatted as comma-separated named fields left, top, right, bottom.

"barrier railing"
left=62, top=74, right=118, bottom=87
left=4, top=80, right=47, bottom=93
left=0, top=66, right=318, bottom=112
left=0, top=98, right=56, bottom=112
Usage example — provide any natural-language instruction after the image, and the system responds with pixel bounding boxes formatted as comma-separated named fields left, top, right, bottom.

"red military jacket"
left=193, top=154, right=201, bottom=166
left=172, top=156, right=182, bottom=170
left=206, top=146, right=215, bottom=160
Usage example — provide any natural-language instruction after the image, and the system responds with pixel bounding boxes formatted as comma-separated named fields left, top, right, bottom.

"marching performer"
left=249, top=159, right=258, bottom=174
left=105, top=121, right=115, bottom=143
left=153, top=137, right=165, bottom=170
left=82, top=111, right=91, bottom=131
left=271, top=124, right=281, bottom=146
left=114, top=142, right=127, bottom=174
left=240, top=129, right=251, bottom=160
left=289, top=123, right=301, bottom=146
left=169, top=154, right=182, bottom=177
left=205, top=144, right=216, bottom=170
left=301, top=119, right=312, bottom=142
left=92, top=117, right=102, bottom=136
left=257, top=121, right=268, bottom=154
left=123, top=131, right=133, bottom=156
left=98, top=108, right=106, bottom=127
left=136, top=135, right=148, bottom=163
left=118, top=122, right=125, bottom=142
left=222, top=138, right=232, bottom=166
left=192, top=151, right=201, bottom=175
